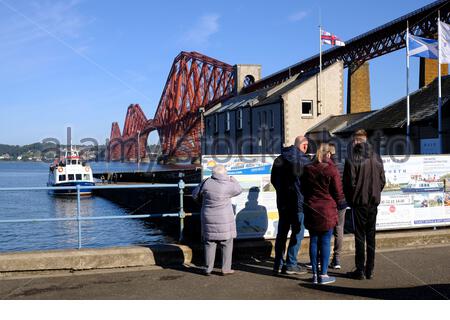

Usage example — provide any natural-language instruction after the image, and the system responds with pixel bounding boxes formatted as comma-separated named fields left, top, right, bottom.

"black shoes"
left=347, top=269, right=374, bottom=280
left=272, top=266, right=281, bottom=276
left=347, top=269, right=365, bottom=280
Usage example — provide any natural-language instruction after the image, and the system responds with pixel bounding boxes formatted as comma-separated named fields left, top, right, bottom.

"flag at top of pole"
left=321, top=30, right=345, bottom=47
left=439, top=20, right=450, bottom=63
left=408, top=34, right=438, bottom=59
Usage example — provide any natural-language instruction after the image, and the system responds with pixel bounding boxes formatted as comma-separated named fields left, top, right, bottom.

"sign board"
left=377, top=155, right=450, bottom=230
left=202, top=154, right=450, bottom=239
left=202, top=155, right=279, bottom=239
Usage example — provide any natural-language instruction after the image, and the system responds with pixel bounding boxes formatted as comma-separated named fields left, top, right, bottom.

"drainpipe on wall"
left=248, top=104, right=253, bottom=154
left=280, top=96, right=286, bottom=149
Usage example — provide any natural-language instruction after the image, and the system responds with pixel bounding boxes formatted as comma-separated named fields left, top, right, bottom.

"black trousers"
left=352, top=205, right=378, bottom=273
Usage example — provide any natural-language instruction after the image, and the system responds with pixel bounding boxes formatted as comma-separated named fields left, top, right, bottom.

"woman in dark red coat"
left=302, top=143, right=347, bottom=285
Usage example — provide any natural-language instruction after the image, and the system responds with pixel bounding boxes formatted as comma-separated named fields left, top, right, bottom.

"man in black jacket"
left=271, top=135, right=311, bottom=275
left=343, top=129, right=386, bottom=280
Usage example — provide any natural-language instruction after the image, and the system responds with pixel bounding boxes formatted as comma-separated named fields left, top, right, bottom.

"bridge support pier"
left=419, top=58, right=448, bottom=88
left=347, top=62, right=371, bottom=114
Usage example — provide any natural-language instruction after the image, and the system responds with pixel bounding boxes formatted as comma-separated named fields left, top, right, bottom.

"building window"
left=301, top=101, right=313, bottom=117
left=258, top=111, right=267, bottom=128
left=243, top=75, right=255, bottom=88
left=214, top=114, right=219, bottom=133
left=225, top=111, right=231, bottom=131
left=268, top=110, right=274, bottom=129
left=237, top=109, right=243, bottom=130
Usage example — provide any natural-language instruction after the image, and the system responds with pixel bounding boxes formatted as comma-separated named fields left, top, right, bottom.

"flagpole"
left=406, top=21, right=411, bottom=151
left=438, top=10, right=443, bottom=154
left=319, top=25, right=323, bottom=115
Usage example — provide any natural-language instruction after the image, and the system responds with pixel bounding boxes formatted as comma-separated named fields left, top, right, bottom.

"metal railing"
left=0, top=180, right=199, bottom=249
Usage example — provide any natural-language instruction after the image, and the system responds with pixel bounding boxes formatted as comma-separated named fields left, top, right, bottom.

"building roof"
left=335, top=75, right=450, bottom=134
left=307, top=111, right=374, bottom=134
left=204, top=67, right=321, bottom=116
left=203, top=90, right=261, bottom=116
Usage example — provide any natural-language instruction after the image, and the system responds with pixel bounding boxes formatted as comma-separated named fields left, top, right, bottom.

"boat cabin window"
left=83, top=174, right=90, bottom=180
left=76, top=174, right=82, bottom=180
left=59, top=175, right=66, bottom=182
left=72, top=160, right=77, bottom=165
left=68, top=174, right=75, bottom=181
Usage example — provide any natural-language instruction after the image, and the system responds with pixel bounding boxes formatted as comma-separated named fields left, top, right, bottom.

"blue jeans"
left=274, top=211, right=305, bottom=269
left=309, top=229, right=333, bottom=275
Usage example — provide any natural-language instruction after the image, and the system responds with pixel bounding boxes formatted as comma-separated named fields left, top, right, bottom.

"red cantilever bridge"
left=108, top=51, right=235, bottom=161
left=108, top=0, right=450, bottom=162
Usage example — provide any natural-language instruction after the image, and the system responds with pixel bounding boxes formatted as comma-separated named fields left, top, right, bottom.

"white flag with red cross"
left=321, top=30, right=345, bottom=47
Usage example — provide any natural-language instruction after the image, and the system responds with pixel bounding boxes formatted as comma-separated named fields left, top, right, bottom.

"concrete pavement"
left=1, top=244, right=449, bottom=299
left=1, top=228, right=449, bottom=273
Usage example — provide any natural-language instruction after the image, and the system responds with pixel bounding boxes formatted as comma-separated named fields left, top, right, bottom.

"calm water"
left=0, top=161, right=175, bottom=253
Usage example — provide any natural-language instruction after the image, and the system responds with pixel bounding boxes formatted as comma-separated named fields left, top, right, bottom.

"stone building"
left=203, top=62, right=344, bottom=155
left=307, top=75, right=450, bottom=156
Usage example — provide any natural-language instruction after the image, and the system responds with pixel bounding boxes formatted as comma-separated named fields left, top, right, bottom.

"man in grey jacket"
left=192, top=165, right=243, bottom=276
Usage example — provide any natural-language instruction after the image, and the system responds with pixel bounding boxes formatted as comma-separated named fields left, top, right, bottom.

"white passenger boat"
left=47, top=148, right=95, bottom=196
left=401, top=180, right=444, bottom=193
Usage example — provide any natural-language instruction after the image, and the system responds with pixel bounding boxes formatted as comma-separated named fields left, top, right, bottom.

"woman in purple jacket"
left=192, top=165, right=242, bottom=276
left=302, top=143, right=347, bottom=284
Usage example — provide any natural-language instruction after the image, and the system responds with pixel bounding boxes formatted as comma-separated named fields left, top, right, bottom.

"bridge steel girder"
left=109, top=104, right=150, bottom=161
left=243, top=0, right=450, bottom=92
left=153, top=51, right=235, bottom=159
left=108, top=52, right=235, bottom=161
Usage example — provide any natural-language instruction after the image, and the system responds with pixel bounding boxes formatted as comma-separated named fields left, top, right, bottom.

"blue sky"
left=0, top=0, right=433, bottom=145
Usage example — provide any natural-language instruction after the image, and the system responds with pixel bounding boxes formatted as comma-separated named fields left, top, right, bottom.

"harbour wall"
left=1, top=228, right=449, bottom=273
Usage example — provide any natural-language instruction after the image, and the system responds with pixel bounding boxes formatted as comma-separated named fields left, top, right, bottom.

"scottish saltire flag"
left=439, top=21, right=450, bottom=63
left=321, top=30, right=345, bottom=46
left=408, top=34, right=438, bottom=59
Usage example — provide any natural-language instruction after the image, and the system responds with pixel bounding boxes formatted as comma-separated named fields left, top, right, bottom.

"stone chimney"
left=234, top=64, right=262, bottom=94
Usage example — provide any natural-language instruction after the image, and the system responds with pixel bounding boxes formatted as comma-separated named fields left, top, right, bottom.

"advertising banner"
left=202, top=154, right=450, bottom=239
left=378, top=155, right=450, bottom=229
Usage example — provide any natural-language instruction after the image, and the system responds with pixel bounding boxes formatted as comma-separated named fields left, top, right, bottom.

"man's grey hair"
left=212, top=164, right=227, bottom=175
left=294, top=135, right=307, bottom=147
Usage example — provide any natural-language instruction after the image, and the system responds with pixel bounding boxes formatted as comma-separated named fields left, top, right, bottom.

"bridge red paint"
left=108, top=51, right=235, bottom=161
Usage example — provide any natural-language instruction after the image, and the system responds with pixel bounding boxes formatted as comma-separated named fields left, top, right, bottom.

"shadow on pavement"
left=299, top=283, right=450, bottom=300
left=145, top=244, right=203, bottom=266
left=234, top=260, right=303, bottom=281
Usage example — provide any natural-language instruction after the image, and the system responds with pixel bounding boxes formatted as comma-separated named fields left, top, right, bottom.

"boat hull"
left=47, top=182, right=95, bottom=196
left=401, top=187, right=444, bottom=193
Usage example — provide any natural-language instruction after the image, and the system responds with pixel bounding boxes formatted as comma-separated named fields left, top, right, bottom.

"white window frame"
left=214, top=114, right=219, bottom=133
left=225, top=111, right=231, bottom=132
left=301, top=100, right=313, bottom=118
left=237, top=109, right=243, bottom=130
left=269, top=110, right=274, bottom=129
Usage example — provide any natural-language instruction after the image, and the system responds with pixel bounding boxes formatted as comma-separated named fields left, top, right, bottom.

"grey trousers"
left=332, top=209, right=347, bottom=262
left=204, top=238, right=234, bottom=273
